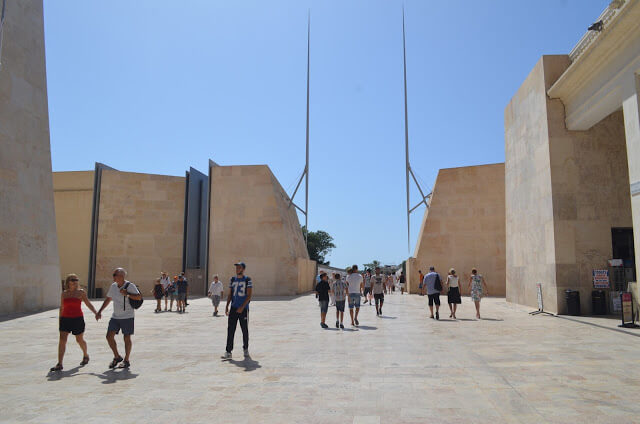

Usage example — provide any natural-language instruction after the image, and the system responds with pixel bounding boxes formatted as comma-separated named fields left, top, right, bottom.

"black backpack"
left=123, top=282, right=144, bottom=309
left=434, top=274, right=443, bottom=292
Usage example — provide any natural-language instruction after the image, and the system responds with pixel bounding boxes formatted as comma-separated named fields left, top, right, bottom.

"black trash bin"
left=565, top=290, right=581, bottom=316
left=95, top=287, right=103, bottom=299
left=591, top=290, right=607, bottom=315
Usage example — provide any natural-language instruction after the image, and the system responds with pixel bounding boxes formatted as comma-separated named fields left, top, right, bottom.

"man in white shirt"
left=160, top=271, right=171, bottom=311
left=346, top=264, right=364, bottom=326
left=208, top=274, right=224, bottom=316
left=96, top=267, right=142, bottom=369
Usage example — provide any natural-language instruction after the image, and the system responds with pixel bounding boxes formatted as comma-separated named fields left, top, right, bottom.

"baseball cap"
left=234, top=261, right=246, bottom=269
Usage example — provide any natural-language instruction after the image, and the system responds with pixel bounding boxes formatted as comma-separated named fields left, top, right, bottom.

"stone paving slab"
left=1, top=294, right=640, bottom=423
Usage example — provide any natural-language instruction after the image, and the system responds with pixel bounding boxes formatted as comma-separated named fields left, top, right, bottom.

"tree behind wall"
left=301, top=226, right=335, bottom=265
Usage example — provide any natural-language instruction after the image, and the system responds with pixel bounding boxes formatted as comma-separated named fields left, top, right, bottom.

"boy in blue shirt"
left=222, top=261, right=253, bottom=359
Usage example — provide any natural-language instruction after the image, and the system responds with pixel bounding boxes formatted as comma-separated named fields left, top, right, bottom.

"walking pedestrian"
left=176, top=275, right=188, bottom=313
left=468, top=268, right=489, bottom=319
left=371, top=267, right=385, bottom=316
left=423, top=266, right=442, bottom=320
left=168, top=276, right=178, bottom=311
left=208, top=274, right=224, bottom=316
left=152, top=278, right=164, bottom=313
left=96, top=267, right=142, bottom=369
left=180, top=272, right=189, bottom=307
left=398, top=271, right=406, bottom=294
left=331, top=273, right=348, bottom=328
left=50, top=274, right=99, bottom=372
left=363, top=270, right=372, bottom=305
left=418, top=270, right=425, bottom=296
left=315, top=273, right=331, bottom=328
left=160, top=271, right=171, bottom=311
left=446, top=269, right=461, bottom=319
left=222, top=262, right=252, bottom=359
left=347, top=264, right=364, bottom=326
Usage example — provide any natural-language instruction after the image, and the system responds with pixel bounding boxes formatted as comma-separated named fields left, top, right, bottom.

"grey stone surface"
left=1, top=294, right=640, bottom=423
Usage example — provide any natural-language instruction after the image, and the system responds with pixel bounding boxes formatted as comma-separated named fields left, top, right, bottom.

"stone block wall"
left=95, top=170, right=185, bottom=296
left=412, top=163, right=506, bottom=296
left=208, top=165, right=315, bottom=296
left=0, top=0, right=61, bottom=314
left=53, top=171, right=94, bottom=288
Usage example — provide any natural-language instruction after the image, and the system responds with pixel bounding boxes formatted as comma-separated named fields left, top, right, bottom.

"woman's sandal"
left=80, top=356, right=89, bottom=366
left=109, top=356, right=123, bottom=369
left=119, top=360, right=130, bottom=369
left=50, top=363, right=63, bottom=372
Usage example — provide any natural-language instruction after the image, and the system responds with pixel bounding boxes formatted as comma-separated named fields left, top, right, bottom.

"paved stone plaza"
left=1, top=294, right=640, bottom=423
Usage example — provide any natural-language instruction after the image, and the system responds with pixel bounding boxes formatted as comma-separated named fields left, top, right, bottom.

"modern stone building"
left=0, top=0, right=61, bottom=315
left=53, top=163, right=315, bottom=299
left=406, top=164, right=506, bottom=296
left=505, top=0, right=639, bottom=314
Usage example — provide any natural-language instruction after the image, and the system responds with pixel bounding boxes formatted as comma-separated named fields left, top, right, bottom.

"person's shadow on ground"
left=357, top=325, right=377, bottom=330
left=46, top=365, right=83, bottom=381
left=379, top=316, right=397, bottom=319
left=225, top=356, right=262, bottom=372
left=89, top=369, right=139, bottom=384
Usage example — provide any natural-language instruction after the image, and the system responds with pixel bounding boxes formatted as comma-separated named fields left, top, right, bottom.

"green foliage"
left=363, top=260, right=381, bottom=271
left=301, top=226, right=336, bottom=265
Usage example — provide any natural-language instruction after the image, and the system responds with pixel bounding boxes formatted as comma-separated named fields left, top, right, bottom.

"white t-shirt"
left=346, top=273, right=363, bottom=294
left=209, top=280, right=224, bottom=296
left=107, top=281, right=140, bottom=320
left=160, top=276, right=171, bottom=290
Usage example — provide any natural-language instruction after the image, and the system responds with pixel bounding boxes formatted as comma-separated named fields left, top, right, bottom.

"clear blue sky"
left=44, top=0, right=608, bottom=269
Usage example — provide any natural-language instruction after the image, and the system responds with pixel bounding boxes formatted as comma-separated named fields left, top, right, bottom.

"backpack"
left=434, top=274, right=442, bottom=292
left=123, top=282, right=144, bottom=309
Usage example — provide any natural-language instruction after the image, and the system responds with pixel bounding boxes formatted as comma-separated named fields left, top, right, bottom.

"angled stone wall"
left=208, top=165, right=315, bottom=296
left=412, top=163, right=506, bottom=296
left=0, top=0, right=61, bottom=314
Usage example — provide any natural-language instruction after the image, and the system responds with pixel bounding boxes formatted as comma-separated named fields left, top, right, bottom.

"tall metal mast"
left=403, top=7, right=431, bottom=254
left=289, top=11, right=310, bottom=247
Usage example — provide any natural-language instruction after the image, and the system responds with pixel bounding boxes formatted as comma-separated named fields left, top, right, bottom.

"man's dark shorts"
left=428, top=293, right=441, bottom=306
left=108, top=318, right=135, bottom=335
left=363, top=287, right=371, bottom=297
left=374, top=293, right=384, bottom=302
left=319, top=300, right=329, bottom=314
left=335, top=300, right=345, bottom=312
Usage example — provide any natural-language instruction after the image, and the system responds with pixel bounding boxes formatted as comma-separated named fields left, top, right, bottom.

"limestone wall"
left=0, top=0, right=61, bottom=314
left=53, top=171, right=94, bottom=288
left=505, top=56, right=568, bottom=312
left=413, top=164, right=506, bottom=296
left=208, top=165, right=315, bottom=295
left=95, top=170, right=185, bottom=296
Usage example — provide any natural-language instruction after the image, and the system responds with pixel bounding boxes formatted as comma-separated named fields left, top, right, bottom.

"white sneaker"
left=243, top=349, right=249, bottom=357
left=222, top=351, right=232, bottom=359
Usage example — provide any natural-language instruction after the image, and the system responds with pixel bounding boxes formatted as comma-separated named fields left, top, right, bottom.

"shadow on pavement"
left=480, top=318, right=504, bottom=321
left=90, top=369, right=139, bottom=384
left=46, top=365, right=83, bottom=381
left=356, top=325, right=377, bottom=330
left=225, top=356, right=262, bottom=372
left=379, top=316, right=397, bottom=319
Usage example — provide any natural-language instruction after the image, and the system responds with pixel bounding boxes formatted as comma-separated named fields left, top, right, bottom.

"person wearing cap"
left=222, top=261, right=253, bottom=359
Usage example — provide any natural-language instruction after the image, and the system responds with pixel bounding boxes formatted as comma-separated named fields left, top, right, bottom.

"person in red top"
left=49, top=274, right=99, bottom=372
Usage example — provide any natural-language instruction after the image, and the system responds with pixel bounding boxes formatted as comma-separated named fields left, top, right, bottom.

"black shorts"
left=428, top=293, right=441, bottom=306
left=108, top=318, right=135, bottom=335
left=335, top=300, right=345, bottom=312
left=374, top=293, right=384, bottom=301
left=363, top=287, right=371, bottom=296
left=59, top=317, right=85, bottom=335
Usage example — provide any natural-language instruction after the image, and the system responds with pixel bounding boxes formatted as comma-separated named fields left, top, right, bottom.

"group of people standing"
left=419, top=267, right=489, bottom=320
left=151, top=272, right=189, bottom=313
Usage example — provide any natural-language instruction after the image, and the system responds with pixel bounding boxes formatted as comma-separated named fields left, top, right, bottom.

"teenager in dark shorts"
left=315, top=273, right=330, bottom=328
left=96, top=267, right=142, bottom=369
left=50, top=274, right=99, bottom=372
left=363, top=270, right=372, bottom=304
left=371, top=267, right=386, bottom=316
left=331, top=273, right=348, bottom=329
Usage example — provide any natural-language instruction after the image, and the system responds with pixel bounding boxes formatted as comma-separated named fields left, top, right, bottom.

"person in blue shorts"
left=331, top=273, right=348, bottom=329
left=222, top=261, right=253, bottom=359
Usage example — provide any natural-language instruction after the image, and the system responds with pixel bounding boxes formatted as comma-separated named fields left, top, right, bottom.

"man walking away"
left=371, top=267, right=385, bottom=316
left=208, top=275, right=224, bottom=316
left=424, top=266, right=442, bottom=320
left=315, top=273, right=330, bottom=328
left=223, top=262, right=252, bottom=359
left=176, top=275, right=188, bottom=313
left=331, top=273, right=348, bottom=329
left=347, top=264, right=364, bottom=326
left=96, top=267, right=142, bottom=369
left=418, top=270, right=425, bottom=296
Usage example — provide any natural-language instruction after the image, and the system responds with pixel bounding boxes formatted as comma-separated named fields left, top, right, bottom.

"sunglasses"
left=70, top=278, right=79, bottom=282
left=112, top=273, right=117, bottom=277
